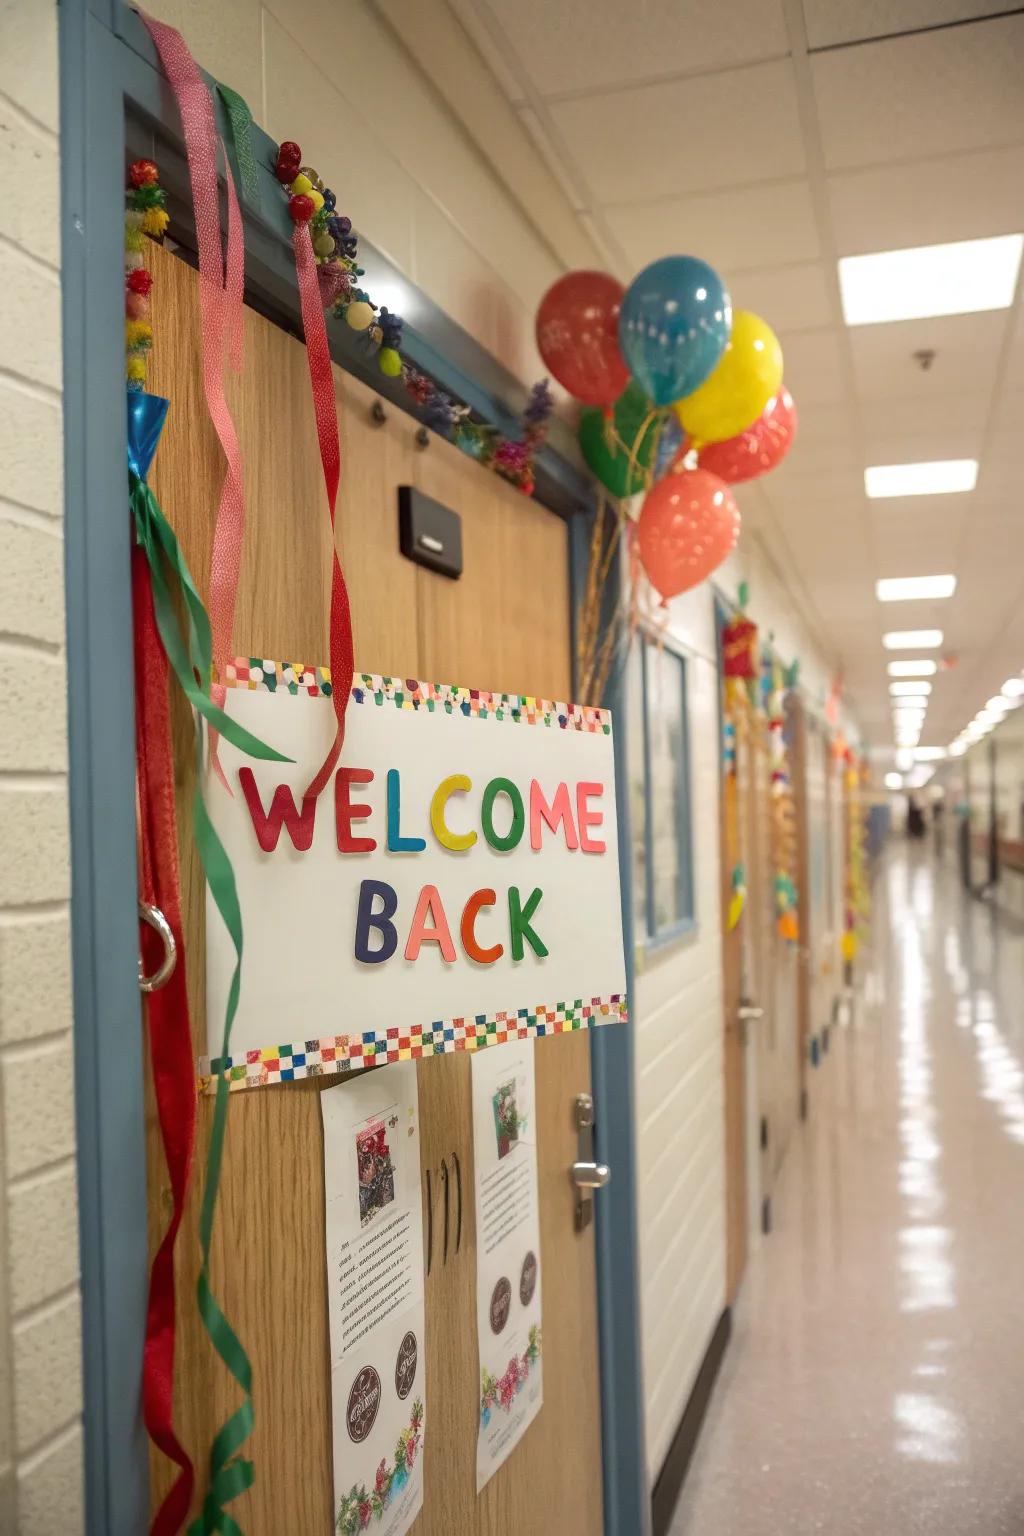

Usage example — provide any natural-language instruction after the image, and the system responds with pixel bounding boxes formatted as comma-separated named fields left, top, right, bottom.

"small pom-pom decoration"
left=322, top=189, right=336, bottom=211
left=378, top=347, right=402, bottom=378
left=124, top=225, right=144, bottom=252
left=313, top=231, right=335, bottom=259
left=289, top=173, right=313, bottom=196
left=307, top=189, right=325, bottom=213
left=127, top=268, right=153, bottom=295
left=317, top=263, right=349, bottom=308
left=345, top=300, right=374, bottom=332
left=127, top=355, right=147, bottom=382
left=288, top=193, right=315, bottom=223
left=125, top=291, right=150, bottom=320
left=278, top=140, right=302, bottom=164
left=299, top=166, right=324, bottom=192
left=125, top=249, right=144, bottom=271
left=125, top=209, right=144, bottom=230
left=141, top=207, right=170, bottom=237
left=126, top=319, right=154, bottom=349
left=129, top=159, right=159, bottom=187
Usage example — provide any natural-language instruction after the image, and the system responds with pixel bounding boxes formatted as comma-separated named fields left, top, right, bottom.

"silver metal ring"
left=138, top=901, right=177, bottom=993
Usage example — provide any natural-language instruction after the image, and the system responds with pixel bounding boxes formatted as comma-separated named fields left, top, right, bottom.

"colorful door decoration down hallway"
left=671, top=846, right=1024, bottom=1535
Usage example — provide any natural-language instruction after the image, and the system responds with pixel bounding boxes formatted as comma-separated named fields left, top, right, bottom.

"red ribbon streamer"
left=133, top=546, right=198, bottom=1536
left=141, top=12, right=247, bottom=790
left=293, top=222, right=355, bottom=797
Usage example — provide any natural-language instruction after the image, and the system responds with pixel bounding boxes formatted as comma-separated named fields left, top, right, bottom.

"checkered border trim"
left=199, top=994, right=627, bottom=1092
left=219, top=658, right=612, bottom=735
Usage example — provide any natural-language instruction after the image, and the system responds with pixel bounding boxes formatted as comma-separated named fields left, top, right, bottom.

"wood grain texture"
left=142, top=243, right=602, bottom=1533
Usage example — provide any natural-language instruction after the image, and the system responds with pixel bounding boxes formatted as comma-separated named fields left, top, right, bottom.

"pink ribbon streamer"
left=141, top=12, right=246, bottom=790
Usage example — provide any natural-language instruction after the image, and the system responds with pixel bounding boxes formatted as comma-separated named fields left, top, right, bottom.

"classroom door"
left=144, top=244, right=603, bottom=1533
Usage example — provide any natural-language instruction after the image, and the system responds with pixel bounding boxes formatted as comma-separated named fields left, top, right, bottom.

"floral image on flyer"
left=322, top=1065, right=425, bottom=1536
left=471, top=1041, right=543, bottom=1492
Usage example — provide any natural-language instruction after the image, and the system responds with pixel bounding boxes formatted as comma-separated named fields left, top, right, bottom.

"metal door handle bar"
left=738, top=1004, right=764, bottom=1021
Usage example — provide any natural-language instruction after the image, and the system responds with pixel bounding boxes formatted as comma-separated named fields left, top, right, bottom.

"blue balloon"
left=618, top=257, right=731, bottom=406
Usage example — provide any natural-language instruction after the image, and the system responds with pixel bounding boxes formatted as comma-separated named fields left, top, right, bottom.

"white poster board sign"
left=472, top=1040, right=543, bottom=1490
left=203, top=661, right=627, bottom=1088
left=322, top=1066, right=425, bottom=1536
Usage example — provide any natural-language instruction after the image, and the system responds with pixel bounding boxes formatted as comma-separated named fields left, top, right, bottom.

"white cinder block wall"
left=0, top=2, right=84, bottom=1532
left=636, top=533, right=849, bottom=1481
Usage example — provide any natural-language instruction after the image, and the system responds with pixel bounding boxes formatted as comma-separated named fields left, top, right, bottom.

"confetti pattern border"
left=200, top=994, right=628, bottom=1092
left=220, top=657, right=613, bottom=735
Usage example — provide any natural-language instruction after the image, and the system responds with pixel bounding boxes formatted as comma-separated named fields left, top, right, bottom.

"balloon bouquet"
left=535, top=258, right=797, bottom=604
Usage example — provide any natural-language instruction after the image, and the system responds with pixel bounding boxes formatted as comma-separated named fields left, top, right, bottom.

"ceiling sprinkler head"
left=912, top=348, right=936, bottom=371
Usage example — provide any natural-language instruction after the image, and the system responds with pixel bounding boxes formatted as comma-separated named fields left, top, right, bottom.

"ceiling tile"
left=860, top=392, right=989, bottom=449
left=827, top=146, right=1024, bottom=257
left=998, top=308, right=1024, bottom=392
left=548, top=60, right=804, bottom=203
left=613, top=179, right=820, bottom=275
left=476, top=0, right=788, bottom=98
left=775, top=328, right=849, bottom=407
left=811, top=14, right=1024, bottom=171
left=847, top=310, right=1009, bottom=403
left=731, top=262, right=834, bottom=333
left=803, top=0, right=1021, bottom=50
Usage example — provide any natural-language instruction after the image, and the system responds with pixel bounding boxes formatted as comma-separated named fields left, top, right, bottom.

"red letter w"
left=238, top=768, right=317, bottom=852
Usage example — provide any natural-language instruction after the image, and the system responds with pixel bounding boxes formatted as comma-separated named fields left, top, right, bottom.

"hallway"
left=671, top=848, right=1024, bottom=1535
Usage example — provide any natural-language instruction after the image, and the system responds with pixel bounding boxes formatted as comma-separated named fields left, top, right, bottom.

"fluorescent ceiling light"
left=838, top=234, right=1023, bottom=325
left=896, top=748, right=914, bottom=771
left=888, top=659, right=938, bottom=677
left=1002, top=677, right=1024, bottom=698
left=876, top=575, right=957, bottom=602
left=949, top=742, right=967, bottom=756
left=884, top=772, right=903, bottom=790
left=890, top=681, right=932, bottom=696
left=883, top=630, right=943, bottom=650
left=985, top=696, right=1010, bottom=713
left=913, top=747, right=946, bottom=762
left=865, top=460, right=977, bottom=499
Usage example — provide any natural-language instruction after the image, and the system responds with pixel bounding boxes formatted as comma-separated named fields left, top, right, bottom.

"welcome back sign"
left=203, top=660, right=628, bottom=1089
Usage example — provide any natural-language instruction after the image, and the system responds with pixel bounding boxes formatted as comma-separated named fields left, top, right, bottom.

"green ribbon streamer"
left=188, top=763, right=255, bottom=1536
left=131, top=470, right=289, bottom=1531
left=130, top=473, right=290, bottom=766
left=216, top=83, right=261, bottom=209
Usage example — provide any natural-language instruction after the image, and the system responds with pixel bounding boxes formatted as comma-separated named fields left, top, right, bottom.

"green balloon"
left=579, top=381, right=658, bottom=497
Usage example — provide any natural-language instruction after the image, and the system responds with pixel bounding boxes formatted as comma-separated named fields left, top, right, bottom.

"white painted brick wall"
left=0, top=3, right=82, bottom=1531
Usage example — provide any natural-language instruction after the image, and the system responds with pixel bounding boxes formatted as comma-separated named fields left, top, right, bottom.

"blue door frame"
left=60, top=4, right=648, bottom=1530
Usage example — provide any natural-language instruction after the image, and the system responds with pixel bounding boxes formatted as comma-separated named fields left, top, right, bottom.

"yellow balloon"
left=674, top=310, right=783, bottom=445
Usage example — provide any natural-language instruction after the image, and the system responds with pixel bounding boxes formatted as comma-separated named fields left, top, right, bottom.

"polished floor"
left=671, top=846, right=1024, bottom=1535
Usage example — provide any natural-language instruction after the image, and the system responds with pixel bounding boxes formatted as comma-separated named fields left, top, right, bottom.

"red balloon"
left=637, top=468, right=740, bottom=602
left=536, top=271, right=630, bottom=407
left=697, top=386, right=798, bottom=484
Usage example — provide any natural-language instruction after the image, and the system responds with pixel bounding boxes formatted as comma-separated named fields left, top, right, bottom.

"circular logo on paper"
left=519, top=1250, right=538, bottom=1308
left=395, top=1331, right=418, bottom=1400
left=346, top=1365, right=382, bottom=1444
left=489, top=1277, right=512, bottom=1335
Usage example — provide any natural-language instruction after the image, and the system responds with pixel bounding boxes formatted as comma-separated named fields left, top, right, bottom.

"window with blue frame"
left=627, top=634, right=695, bottom=946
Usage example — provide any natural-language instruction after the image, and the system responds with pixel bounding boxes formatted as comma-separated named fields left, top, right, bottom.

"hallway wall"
left=635, top=533, right=850, bottom=1483
left=0, top=2, right=84, bottom=1531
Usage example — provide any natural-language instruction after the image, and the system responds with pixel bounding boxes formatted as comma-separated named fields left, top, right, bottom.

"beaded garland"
left=124, top=159, right=168, bottom=391
left=273, top=137, right=554, bottom=494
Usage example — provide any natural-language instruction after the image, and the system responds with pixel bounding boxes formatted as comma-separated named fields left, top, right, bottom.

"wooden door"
left=143, top=243, right=603, bottom=1533
left=743, top=716, right=775, bottom=1231
left=719, top=695, right=747, bottom=1300
left=789, top=696, right=811, bottom=1112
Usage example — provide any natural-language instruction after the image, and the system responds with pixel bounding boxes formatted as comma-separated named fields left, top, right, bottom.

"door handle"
left=572, top=1160, right=611, bottom=1190
left=572, top=1094, right=611, bottom=1231
left=737, top=999, right=763, bottom=1046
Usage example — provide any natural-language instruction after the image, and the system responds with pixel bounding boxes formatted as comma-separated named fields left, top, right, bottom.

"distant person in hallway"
left=906, top=794, right=926, bottom=839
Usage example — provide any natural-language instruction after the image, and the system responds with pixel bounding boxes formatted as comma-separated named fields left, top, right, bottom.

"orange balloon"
left=637, top=468, right=740, bottom=601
